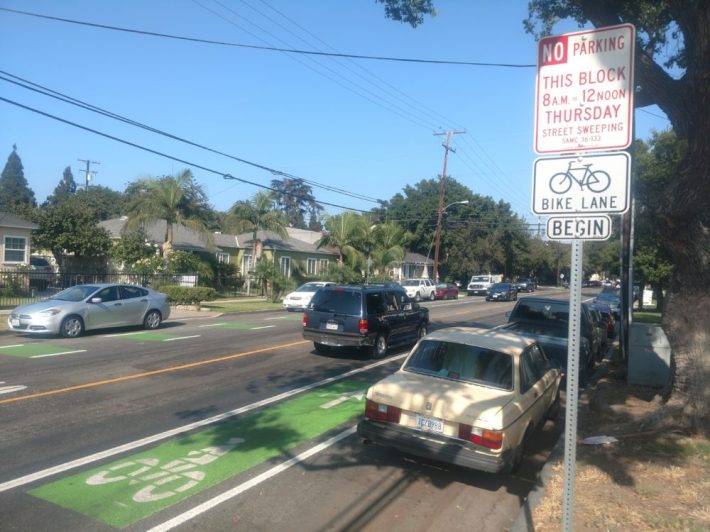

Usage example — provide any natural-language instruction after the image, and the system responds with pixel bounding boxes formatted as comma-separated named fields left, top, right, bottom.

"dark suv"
left=302, top=283, right=429, bottom=358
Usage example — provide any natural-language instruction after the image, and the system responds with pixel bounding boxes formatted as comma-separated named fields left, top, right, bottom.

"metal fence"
left=0, top=268, right=260, bottom=309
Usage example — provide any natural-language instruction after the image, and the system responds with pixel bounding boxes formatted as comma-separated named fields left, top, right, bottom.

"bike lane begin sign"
left=534, top=23, right=635, bottom=154
left=532, top=152, right=630, bottom=215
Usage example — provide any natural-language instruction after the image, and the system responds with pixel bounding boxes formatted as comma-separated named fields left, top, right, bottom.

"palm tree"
left=226, top=191, right=289, bottom=293
left=317, top=212, right=367, bottom=266
left=369, top=222, right=409, bottom=275
left=124, top=169, right=214, bottom=258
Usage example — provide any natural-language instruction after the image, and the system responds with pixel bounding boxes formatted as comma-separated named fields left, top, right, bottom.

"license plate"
left=326, top=322, right=338, bottom=331
left=10, top=319, right=20, bottom=327
left=416, top=414, right=444, bottom=433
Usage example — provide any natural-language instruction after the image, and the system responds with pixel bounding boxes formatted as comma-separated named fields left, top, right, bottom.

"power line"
left=0, top=96, right=373, bottom=213
left=0, top=71, right=383, bottom=204
left=0, top=7, right=536, bottom=68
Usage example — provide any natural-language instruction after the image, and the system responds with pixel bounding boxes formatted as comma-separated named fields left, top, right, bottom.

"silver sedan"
left=7, top=284, right=171, bottom=338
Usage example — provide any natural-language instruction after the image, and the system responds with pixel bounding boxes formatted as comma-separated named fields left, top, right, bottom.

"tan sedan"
left=357, top=327, right=561, bottom=474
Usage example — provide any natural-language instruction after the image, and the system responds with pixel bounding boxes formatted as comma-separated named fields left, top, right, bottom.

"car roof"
left=422, top=326, right=535, bottom=357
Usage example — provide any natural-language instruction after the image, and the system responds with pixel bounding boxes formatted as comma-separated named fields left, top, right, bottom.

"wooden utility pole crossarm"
left=432, top=130, right=465, bottom=282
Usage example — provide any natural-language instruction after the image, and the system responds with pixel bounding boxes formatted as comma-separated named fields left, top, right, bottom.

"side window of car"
left=96, top=286, right=119, bottom=302
left=366, top=291, right=386, bottom=315
left=519, top=349, right=542, bottom=394
left=385, top=291, right=400, bottom=312
left=120, top=286, right=142, bottom=300
left=528, top=344, right=548, bottom=377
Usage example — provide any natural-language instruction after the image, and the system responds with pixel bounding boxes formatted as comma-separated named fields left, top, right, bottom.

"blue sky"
left=0, top=1, right=670, bottom=225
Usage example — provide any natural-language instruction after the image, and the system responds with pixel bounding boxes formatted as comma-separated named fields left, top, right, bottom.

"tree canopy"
left=0, top=145, right=36, bottom=217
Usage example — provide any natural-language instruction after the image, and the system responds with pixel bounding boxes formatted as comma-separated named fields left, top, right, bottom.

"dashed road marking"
left=31, top=350, right=88, bottom=359
left=162, top=335, right=201, bottom=342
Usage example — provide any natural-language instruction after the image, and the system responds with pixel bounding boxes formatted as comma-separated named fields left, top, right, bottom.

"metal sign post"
left=561, top=239, right=583, bottom=531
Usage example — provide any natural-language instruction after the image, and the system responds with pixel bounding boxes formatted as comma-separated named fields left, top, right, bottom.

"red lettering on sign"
left=539, top=35, right=568, bottom=66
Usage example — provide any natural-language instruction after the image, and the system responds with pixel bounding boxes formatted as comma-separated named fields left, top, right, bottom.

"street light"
left=429, top=200, right=469, bottom=282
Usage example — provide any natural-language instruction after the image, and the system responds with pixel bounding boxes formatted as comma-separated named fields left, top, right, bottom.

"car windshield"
left=401, top=280, right=420, bottom=287
left=596, top=293, right=620, bottom=304
left=470, top=276, right=489, bottom=282
left=296, top=283, right=323, bottom=293
left=490, top=283, right=510, bottom=290
left=51, top=285, right=100, bottom=302
left=310, top=289, right=362, bottom=315
left=513, top=300, right=569, bottom=324
left=436, top=283, right=448, bottom=288
left=404, top=339, right=513, bottom=390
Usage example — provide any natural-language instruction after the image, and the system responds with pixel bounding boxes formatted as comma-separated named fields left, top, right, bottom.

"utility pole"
left=78, top=159, right=100, bottom=191
left=432, top=130, right=465, bottom=282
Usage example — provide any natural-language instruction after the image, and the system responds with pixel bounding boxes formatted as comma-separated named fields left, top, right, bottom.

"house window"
left=280, top=256, right=291, bottom=277
left=241, top=254, right=253, bottom=275
left=216, top=252, right=230, bottom=263
left=4, top=236, right=27, bottom=263
left=307, top=258, right=317, bottom=275
left=319, top=259, right=328, bottom=274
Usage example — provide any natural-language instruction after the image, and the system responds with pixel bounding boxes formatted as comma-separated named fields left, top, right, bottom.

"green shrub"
left=158, top=285, right=217, bottom=305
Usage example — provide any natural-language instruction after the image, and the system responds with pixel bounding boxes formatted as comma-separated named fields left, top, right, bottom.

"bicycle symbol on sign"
left=85, top=437, right=243, bottom=503
left=549, top=161, right=611, bottom=195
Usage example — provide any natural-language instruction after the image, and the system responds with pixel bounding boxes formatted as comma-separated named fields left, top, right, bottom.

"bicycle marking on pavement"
left=0, top=343, right=87, bottom=359
left=29, top=380, right=368, bottom=528
left=147, top=427, right=357, bottom=532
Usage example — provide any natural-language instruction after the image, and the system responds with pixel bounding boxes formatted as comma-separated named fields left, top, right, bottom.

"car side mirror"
left=90, top=297, right=102, bottom=304
left=404, top=303, right=412, bottom=311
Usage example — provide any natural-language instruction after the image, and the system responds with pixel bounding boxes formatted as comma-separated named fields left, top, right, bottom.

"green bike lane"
left=20, top=376, right=383, bottom=529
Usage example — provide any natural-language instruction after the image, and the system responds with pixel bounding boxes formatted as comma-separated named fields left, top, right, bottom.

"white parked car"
left=357, top=327, right=561, bottom=474
left=282, top=281, right=334, bottom=311
left=400, top=278, right=436, bottom=302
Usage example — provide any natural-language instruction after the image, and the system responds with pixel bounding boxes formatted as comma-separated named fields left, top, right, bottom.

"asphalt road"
left=0, top=289, right=574, bottom=531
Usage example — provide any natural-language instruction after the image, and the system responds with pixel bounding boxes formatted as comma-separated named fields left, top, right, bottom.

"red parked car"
left=434, top=282, right=459, bottom=300
left=590, top=303, right=616, bottom=338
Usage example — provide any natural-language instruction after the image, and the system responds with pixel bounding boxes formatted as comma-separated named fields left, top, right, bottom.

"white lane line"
left=31, top=350, right=87, bottom=359
left=0, top=385, right=28, bottom=395
left=147, top=426, right=357, bottom=532
left=103, top=331, right=149, bottom=338
left=0, top=344, right=24, bottom=349
left=264, top=316, right=289, bottom=320
left=250, top=325, right=276, bottom=330
left=162, top=335, right=201, bottom=342
left=198, top=323, right=229, bottom=328
left=0, top=353, right=405, bottom=493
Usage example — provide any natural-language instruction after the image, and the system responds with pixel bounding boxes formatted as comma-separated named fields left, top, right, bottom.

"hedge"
left=158, top=285, right=217, bottom=305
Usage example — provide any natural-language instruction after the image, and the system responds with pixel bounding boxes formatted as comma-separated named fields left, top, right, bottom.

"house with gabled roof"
left=98, top=217, right=338, bottom=279
left=0, top=211, right=38, bottom=268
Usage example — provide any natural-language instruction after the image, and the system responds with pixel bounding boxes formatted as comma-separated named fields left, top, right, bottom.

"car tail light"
left=302, top=314, right=308, bottom=327
left=359, top=318, right=368, bottom=334
left=458, top=424, right=503, bottom=450
left=365, top=399, right=401, bottom=423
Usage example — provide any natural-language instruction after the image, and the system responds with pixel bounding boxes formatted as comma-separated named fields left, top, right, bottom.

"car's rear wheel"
left=506, top=425, right=533, bottom=474
left=144, top=310, right=162, bottom=330
left=60, top=315, right=84, bottom=338
left=371, top=333, right=388, bottom=359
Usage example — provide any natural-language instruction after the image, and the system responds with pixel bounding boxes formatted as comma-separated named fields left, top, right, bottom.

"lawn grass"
left=633, top=310, right=662, bottom=324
